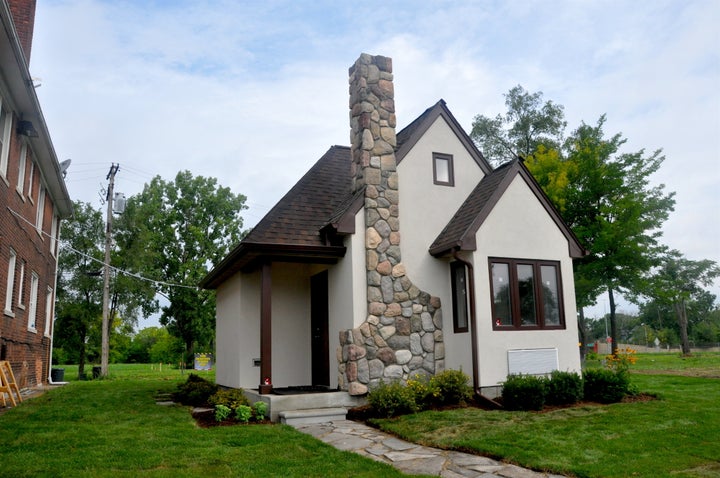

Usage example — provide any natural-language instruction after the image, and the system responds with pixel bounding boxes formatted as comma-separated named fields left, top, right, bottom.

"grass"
left=0, top=364, right=423, bottom=478
left=372, top=352, right=720, bottom=478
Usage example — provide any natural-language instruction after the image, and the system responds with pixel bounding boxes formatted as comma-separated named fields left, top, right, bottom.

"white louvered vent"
left=507, top=348, right=559, bottom=375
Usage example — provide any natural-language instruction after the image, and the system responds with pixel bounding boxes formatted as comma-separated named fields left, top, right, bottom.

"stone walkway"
left=293, top=419, right=567, bottom=478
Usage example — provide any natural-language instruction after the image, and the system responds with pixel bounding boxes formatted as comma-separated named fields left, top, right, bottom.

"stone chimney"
left=339, top=54, right=443, bottom=396
left=8, top=0, right=37, bottom=63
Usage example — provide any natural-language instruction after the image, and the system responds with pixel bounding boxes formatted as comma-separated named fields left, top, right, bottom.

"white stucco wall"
left=472, top=176, right=582, bottom=387
left=215, top=269, right=261, bottom=389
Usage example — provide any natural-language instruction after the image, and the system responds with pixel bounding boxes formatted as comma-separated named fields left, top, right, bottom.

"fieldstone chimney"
left=8, top=0, right=37, bottom=63
left=339, top=54, right=443, bottom=395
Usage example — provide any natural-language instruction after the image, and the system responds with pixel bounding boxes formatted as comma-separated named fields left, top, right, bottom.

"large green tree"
left=116, top=171, right=246, bottom=361
left=642, top=251, right=719, bottom=354
left=471, top=85, right=566, bottom=166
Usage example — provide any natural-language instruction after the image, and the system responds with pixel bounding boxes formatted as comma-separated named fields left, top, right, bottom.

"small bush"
left=406, top=375, right=438, bottom=410
left=236, top=405, right=253, bottom=423
left=172, top=374, right=219, bottom=406
left=502, top=374, right=546, bottom=411
left=367, top=381, right=418, bottom=418
left=253, top=401, right=268, bottom=421
left=545, top=370, right=583, bottom=405
left=208, top=388, right=250, bottom=410
left=429, top=369, right=473, bottom=406
left=214, top=404, right=232, bottom=422
left=583, top=368, right=630, bottom=403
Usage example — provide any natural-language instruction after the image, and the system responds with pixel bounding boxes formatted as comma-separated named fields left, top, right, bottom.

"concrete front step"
left=279, top=407, right=347, bottom=425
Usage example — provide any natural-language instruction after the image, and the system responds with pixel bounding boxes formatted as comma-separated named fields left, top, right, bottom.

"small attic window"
left=433, top=152, right=454, bottom=186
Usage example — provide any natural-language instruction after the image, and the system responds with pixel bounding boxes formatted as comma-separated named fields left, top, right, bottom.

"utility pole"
left=101, top=163, right=119, bottom=377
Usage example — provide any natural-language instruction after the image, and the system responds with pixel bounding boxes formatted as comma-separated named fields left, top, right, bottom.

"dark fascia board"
left=200, top=242, right=346, bottom=289
left=0, top=5, right=73, bottom=218
left=396, top=100, right=492, bottom=175
left=321, top=188, right=364, bottom=236
left=430, top=161, right=587, bottom=258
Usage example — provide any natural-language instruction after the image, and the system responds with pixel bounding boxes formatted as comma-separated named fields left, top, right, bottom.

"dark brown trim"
left=450, top=261, right=468, bottom=333
left=432, top=152, right=455, bottom=187
left=259, top=262, right=272, bottom=394
left=488, top=257, right=566, bottom=331
left=452, top=251, right=479, bottom=393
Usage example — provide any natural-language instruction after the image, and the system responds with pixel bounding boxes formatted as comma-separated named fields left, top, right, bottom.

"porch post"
left=259, top=262, right=273, bottom=394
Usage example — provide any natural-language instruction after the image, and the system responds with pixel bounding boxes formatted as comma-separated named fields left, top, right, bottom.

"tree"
left=116, top=171, right=246, bottom=361
left=644, top=251, right=720, bottom=354
left=470, top=85, right=566, bottom=166
left=55, top=201, right=105, bottom=377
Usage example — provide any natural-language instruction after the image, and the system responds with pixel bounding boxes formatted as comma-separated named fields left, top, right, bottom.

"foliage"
left=470, top=85, right=566, bottom=165
left=235, top=405, right=253, bottom=424
left=208, top=388, right=250, bottom=411
left=115, top=171, right=247, bottom=361
left=428, top=369, right=473, bottom=406
left=367, top=381, right=418, bottom=418
left=172, top=373, right=219, bottom=406
left=253, top=401, right=268, bottom=421
left=605, top=347, right=637, bottom=373
left=501, top=374, right=546, bottom=411
left=214, top=404, right=232, bottom=422
left=582, top=368, right=630, bottom=403
left=405, top=374, right=438, bottom=410
left=545, top=370, right=583, bottom=405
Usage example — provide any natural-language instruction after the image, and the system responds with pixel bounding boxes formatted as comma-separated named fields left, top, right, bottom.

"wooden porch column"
left=259, top=262, right=272, bottom=394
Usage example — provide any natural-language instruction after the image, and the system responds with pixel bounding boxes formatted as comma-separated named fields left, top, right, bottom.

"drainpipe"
left=451, top=249, right=479, bottom=394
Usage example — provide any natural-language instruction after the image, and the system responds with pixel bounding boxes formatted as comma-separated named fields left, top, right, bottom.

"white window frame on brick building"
left=17, top=260, right=25, bottom=309
left=28, top=272, right=39, bottom=332
left=50, top=213, right=59, bottom=256
left=0, top=97, right=12, bottom=181
left=4, top=248, right=17, bottom=316
left=36, top=184, right=45, bottom=236
left=44, top=286, right=53, bottom=337
left=16, top=141, right=27, bottom=196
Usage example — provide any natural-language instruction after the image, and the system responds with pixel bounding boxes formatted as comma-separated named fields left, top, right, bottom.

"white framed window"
left=28, top=272, right=39, bottom=331
left=27, top=160, right=35, bottom=200
left=44, top=286, right=53, bottom=337
left=36, top=184, right=45, bottom=236
left=17, top=260, right=25, bottom=308
left=0, top=99, right=12, bottom=180
left=50, top=213, right=59, bottom=256
left=4, top=248, right=17, bottom=316
left=16, top=142, right=27, bottom=196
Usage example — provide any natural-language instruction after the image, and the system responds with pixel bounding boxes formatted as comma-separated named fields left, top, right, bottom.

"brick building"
left=1, top=0, right=73, bottom=387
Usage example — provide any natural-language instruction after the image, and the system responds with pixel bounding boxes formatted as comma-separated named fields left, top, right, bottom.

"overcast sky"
left=30, top=0, right=719, bottom=320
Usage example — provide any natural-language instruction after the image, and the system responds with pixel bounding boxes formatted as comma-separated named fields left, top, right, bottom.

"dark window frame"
left=450, top=261, right=469, bottom=333
left=489, top=257, right=565, bottom=331
left=432, top=152, right=454, bottom=186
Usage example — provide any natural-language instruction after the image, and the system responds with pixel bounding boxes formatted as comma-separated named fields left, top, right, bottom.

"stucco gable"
left=429, top=160, right=586, bottom=258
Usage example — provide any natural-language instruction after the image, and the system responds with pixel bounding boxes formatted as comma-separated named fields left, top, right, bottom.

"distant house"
left=0, top=0, right=73, bottom=388
left=201, top=54, right=584, bottom=402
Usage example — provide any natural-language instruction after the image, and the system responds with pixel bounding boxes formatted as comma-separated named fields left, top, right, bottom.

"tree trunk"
left=676, top=299, right=691, bottom=356
left=608, top=288, right=618, bottom=355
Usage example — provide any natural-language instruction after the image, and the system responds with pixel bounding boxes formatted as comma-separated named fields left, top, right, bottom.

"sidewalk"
left=293, top=419, right=568, bottom=478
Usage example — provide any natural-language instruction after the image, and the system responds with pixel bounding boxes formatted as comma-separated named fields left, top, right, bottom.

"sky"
left=28, top=0, right=720, bottom=323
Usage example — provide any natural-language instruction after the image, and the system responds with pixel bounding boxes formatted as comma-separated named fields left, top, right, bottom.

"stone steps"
left=279, top=407, right=347, bottom=425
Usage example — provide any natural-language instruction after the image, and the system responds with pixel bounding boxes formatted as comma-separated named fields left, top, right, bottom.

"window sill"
left=0, top=174, right=8, bottom=187
left=3, top=309, right=14, bottom=318
left=27, top=327, right=37, bottom=334
left=15, top=187, right=26, bottom=201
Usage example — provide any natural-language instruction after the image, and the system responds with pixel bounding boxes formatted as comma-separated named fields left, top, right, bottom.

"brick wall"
left=7, top=0, right=37, bottom=63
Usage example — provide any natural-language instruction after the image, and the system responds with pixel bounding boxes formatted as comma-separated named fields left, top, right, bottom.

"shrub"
left=236, top=405, right=253, bottom=423
left=406, top=374, right=438, bottom=410
left=429, top=369, right=473, bottom=406
left=367, top=381, right=418, bottom=418
left=583, top=368, right=630, bottom=403
left=253, top=401, right=268, bottom=421
left=172, top=374, right=219, bottom=406
left=502, top=374, right=546, bottom=411
left=214, top=404, right=232, bottom=422
left=545, top=370, right=583, bottom=405
left=208, top=388, right=250, bottom=411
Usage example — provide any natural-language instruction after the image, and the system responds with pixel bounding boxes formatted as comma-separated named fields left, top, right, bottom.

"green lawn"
left=0, top=365, right=421, bottom=478
left=372, top=352, right=720, bottom=478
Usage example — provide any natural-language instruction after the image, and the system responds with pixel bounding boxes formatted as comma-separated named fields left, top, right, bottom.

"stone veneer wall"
left=338, top=54, right=444, bottom=396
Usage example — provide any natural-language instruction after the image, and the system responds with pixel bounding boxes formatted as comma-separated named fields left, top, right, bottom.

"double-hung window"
left=0, top=100, right=12, bottom=180
left=490, top=258, right=564, bottom=330
left=4, top=249, right=17, bottom=315
left=28, top=272, right=39, bottom=331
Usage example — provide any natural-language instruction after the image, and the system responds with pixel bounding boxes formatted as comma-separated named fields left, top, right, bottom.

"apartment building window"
left=27, top=161, right=34, bottom=199
left=16, top=142, right=27, bottom=195
left=36, top=185, right=45, bottom=235
left=0, top=101, right=12, bottom=180
left=50, top=213, right=59, bottom=256
left=28, top=272, right=39, bottom=331
left=17, top=260, right=25, bottom=308
left=4, top=249, right=17, bottom=316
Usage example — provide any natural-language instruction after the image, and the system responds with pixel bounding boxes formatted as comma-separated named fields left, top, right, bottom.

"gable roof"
left=396, top=100, right=492, bottom=174
left=429, top=159, right=586, bottom=258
